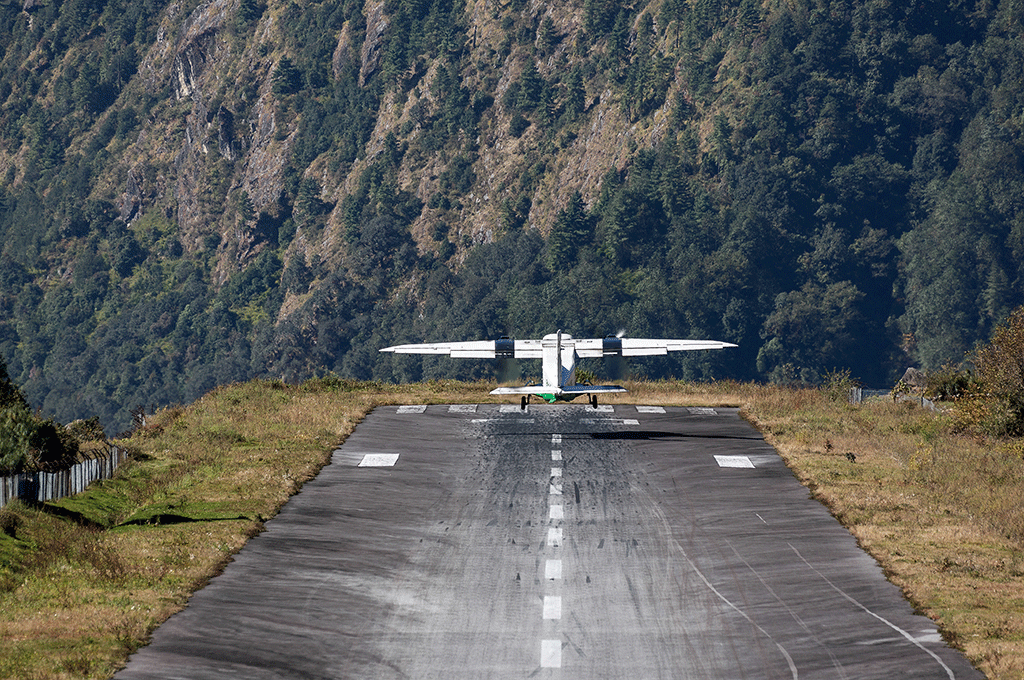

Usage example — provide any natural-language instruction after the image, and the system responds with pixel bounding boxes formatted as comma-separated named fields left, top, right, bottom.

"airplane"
left=380, top=331, right=736, bottom=409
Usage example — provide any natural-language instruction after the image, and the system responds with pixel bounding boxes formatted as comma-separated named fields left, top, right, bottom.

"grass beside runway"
left=0, top=377, right=1019, bottom=678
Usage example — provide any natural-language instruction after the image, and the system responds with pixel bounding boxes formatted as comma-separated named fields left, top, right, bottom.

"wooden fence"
left=0, top=447, right=128, bottom=508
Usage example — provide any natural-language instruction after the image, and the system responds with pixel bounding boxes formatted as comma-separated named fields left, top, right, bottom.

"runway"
left=115, top=404, right=983, bottom=679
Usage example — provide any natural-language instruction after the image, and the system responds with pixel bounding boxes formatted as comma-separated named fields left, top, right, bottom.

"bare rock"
left=360, top=0, right=389, bottom=87
left=901, top=367, right=927, bottom=389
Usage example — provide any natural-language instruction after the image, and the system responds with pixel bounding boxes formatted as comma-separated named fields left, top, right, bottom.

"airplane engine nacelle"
left=495, top=337, right=515, bottom=358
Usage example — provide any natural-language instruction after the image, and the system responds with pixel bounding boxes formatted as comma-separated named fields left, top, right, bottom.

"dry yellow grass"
left=1, top=378, right=1022, bottom=678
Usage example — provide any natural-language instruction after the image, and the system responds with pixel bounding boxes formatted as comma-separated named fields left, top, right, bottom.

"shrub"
left=821, top=368, right=857, bottom=402
left=925, top=364, right=975, bottom=401
left=965, top=306, right=1024, bottom=436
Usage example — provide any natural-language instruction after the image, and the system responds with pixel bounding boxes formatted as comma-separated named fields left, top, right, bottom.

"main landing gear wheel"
left=521, top=395, right=529, bottom=410
left=590, top=394, right=598, bottom=408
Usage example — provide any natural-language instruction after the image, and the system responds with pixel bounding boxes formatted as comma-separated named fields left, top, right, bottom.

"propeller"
left=496, top=357, right=521, bottom=383
left=603, top=330, right=628, bottom=380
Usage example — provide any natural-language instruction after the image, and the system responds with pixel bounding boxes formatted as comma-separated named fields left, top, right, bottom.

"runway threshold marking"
left=396, top=405, right=426, bottom=414
left=357, top=453, right=400, bottom=467
left=715, top=455, right=755, bottom=468
left=581, top=418, right=640, bottom=425
left=636, top=405, right=665, bottom=413
left=448, top=404, right=477, bottom=413
left=689, top=407, right=718, bottom=415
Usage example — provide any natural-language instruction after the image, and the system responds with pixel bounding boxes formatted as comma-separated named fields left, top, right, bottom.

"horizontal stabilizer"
left=490, top=385, right=628, bottom=396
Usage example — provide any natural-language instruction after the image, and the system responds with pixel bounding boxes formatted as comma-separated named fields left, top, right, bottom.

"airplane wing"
left=380, top=338, right=544, bottom=359
left=573, top=337, right=738, bottom=357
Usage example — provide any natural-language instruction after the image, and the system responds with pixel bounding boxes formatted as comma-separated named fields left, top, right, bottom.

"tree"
left=273, top=57, right=302, bottom=95
left=547, top=192, right=592, bottom=269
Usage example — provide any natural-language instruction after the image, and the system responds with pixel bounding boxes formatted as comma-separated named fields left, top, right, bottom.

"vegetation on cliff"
left=0, top=0, right=1023, bottom=430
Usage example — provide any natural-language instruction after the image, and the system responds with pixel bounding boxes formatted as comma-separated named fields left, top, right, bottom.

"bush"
left=925, top=364, right=975, bottom=401
left=962, top=306, right=1024, bottom=436
left=0, top=405, right=81, bottom=474
left=821, top=368, right=857, bottom=402
left=66, top=417, right=106, bottom=442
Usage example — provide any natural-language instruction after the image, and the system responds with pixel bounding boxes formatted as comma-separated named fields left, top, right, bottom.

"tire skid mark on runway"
left=723, top=538, right=850, bottom=679
left=790, top=544, right=957, bottom=680
left=652, top=498, right=800, bottom=679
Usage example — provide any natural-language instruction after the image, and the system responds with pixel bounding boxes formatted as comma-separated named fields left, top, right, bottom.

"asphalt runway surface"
left=115, top=404, right=983, bottom=679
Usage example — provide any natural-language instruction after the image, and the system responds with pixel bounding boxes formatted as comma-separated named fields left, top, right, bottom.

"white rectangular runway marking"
left=541, top=640, right=561, bottom=668
left=551, top=450, right=562, bottom=461
left=447, top=404, right=477, bottom=413
left=715, top=455, right=755, bottom=468
left=547, top=527, right=562, bottom=547
left=549, top=505, right=563, bottom=520
left=636, top=405, right=666, bottom=413
left=581, top=418, right=640, bottom=425
left=396, top=405, right=426, bottom=414
left=550, top=483, right=562, bottom=495
left=551, top=434, right=562, bottom=444
left=545, top=559, right=562, bottom=580
left=500, top=404, right=523, bottom=413
left=689, top=407, right=718, bottom=415
left=358, top=453, right=400, bottom=467
left=584, top=404, right=614, bottom=412
left=543, top=595, right=562, bottom=619
left=551, top=467, right=561, bottom=477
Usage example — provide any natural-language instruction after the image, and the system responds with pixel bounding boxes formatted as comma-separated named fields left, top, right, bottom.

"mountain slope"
left=0, top=0, right=1022, bottom=431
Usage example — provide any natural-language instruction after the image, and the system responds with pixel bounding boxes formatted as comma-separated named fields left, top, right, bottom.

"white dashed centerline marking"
left=541, top=640, right=561, bottom=668
left=551, top=435, right=562, bottom=444
left=396, top=405, right=426, bottom=414
left=448, top=404, right=477, bottom=413
left=551, top=450, right=562, bottom=461
left=549, top=483, right=562, bottom=495
left=636, top=405, right=666, bottom=413
left=545, top=559, right=562, bottom=580
left=547, top=527, right=562, bottom=547
left=549, top=505, right=563, bottom=520
left=551, top=467, right=562, bottom=477
left=543, top=595, right=562, bottom=619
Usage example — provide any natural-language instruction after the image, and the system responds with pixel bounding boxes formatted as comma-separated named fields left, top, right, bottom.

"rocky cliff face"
left=106, top=0, right=676, bottom=279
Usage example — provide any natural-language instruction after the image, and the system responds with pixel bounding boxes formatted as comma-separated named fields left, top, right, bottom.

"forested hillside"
left=0, top=0, right=1022, bottom=432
